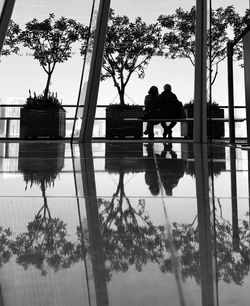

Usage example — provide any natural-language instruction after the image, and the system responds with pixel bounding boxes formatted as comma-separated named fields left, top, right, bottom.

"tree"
left=81, top=9, right=162, bottom=105
left=230, top=8, right=250, bottom=64
left=20, top=14, right=88, bottom=99
left=1, top=20, right=21, bottom=56
left=158, top=6, right=241, bottom=85
left=0, top=226, right=13, bottom=267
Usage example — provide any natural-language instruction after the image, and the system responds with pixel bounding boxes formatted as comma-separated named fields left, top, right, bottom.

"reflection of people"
left=158, top=143, right=186, bottom=196
left=158, top=84, right=184, bottom=139
left=144, top=143, right=186, bottom=196
left=144, top=143, right=160, bottom=195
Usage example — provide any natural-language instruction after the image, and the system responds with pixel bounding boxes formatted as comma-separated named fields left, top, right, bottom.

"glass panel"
left=95, top=0, right=196, bottom=140
left=210, top=1, right=249, bottom=141
left=72, top=0, right=101, bottom=138
left=0, top=0, right=95, bottom=139
left=0, top=1, right=4, bottom=14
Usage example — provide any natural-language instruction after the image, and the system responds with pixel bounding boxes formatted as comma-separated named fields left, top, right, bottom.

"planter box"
left=20, top=107, right=66, bottom=138
left=181, top=107, right=225, bottom=138
left=106, top=105, right=144, bottom=139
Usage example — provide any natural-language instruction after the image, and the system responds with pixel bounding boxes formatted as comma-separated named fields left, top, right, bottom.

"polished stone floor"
left=0, top=140, right=249, bottom=306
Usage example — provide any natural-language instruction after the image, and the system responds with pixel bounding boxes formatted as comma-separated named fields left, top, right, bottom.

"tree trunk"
left=119, top=92, right=125, bottom=105
left=44, top=72, right=52, bottom=99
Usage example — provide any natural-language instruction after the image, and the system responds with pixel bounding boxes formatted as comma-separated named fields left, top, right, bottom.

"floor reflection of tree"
left=13, top=144, right=85, bottom=276
left=98, top=181, right=250, bottom=287
left=165, top=211, right=250, bottom=286
left=0, top=226, right=12, bottom=268
left=11, top=204, right=78, bottom=276
left=98, top=173, right=165, bottom=279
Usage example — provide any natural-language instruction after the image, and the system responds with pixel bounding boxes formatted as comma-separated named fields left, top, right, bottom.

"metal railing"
left=0, top=104, right=247, bottom=139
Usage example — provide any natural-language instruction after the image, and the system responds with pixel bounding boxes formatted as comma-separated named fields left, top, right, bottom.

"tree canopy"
left=158, top=5, right=243, bottom=85
left=84, top=9, right=163, bottom=105
left=1, top=20, right=21, bottom=56
left=20, top=13, right=88, bottom=98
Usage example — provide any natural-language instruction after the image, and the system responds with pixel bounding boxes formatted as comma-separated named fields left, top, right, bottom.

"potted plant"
left=80, top=9, right=162, bottom=139
left=105, top=104, right=144, bottom=139
left=20, top=91, right=66, bottom=138
left=20, top=92, right=66, bottom=138
left=19, top=14, right=84, bottom=138
left=181, top=100, right=225, bottom=138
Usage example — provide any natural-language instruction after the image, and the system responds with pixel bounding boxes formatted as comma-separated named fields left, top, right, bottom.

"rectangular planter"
left=181, top=107, right=225, bottom=138
left=105, top=105, right=144, bottom=139
left=20, top=107, right=66, bottom=138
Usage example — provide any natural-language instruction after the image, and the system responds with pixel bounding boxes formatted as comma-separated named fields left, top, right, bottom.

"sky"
left=0, top=0, right=249, bottom=110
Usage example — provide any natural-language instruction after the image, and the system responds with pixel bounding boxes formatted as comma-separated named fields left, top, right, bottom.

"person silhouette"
left=158, top=84, right=185, bottom=139
left=143, top=86, right=171, bottom=140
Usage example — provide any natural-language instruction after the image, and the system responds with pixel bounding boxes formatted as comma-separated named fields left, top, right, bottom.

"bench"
left=123, top=117, right=246, bottom=139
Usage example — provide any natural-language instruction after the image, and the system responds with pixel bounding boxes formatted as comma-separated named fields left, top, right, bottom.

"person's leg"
left=161, top=122, right=169, bottom=138
left=166, top=121, right=177, bottom=139
left=147, top=123, right=154, bottom=139
left=143, top=123, right=149, bottom=135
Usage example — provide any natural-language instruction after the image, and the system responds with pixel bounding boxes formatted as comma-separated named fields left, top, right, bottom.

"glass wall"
left=93, top=0, right=196, bottom=139
left=0, top=0, right=95, bottom=139
left=209, top=0, right=250, bottom=140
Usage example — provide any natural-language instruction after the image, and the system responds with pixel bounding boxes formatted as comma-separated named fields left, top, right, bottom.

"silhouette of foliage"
left=98, top=171, right=165, bottom=280
left=231, top=8, right=250, bottom=65
left=158, top=5, right=243, bottom=85
left=80, top=9, right=162, bottom=105
left=10, top=203, right=82, bottom=276
left=159, top=215, right=250, bottom=286
left=1, top=20, right=21, bottom=56
left=20, top=13, right=87, bottom=99
left=0, top=226, right=13, bottom=267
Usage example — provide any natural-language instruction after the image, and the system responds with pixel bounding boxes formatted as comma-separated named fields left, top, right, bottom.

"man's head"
left=163, top=84, right=172, bottom=92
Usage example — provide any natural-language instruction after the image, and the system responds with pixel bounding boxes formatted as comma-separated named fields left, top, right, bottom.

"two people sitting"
left=143, top=84, right=185, bottom=139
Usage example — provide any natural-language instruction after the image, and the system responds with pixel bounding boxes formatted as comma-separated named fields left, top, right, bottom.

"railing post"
left=227, top=41, right=235, bottom=143
left=5, top=118, right=10, bottom=138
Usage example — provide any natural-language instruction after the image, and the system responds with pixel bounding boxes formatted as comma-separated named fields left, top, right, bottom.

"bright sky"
left=0, top=0, right=249, bottom=109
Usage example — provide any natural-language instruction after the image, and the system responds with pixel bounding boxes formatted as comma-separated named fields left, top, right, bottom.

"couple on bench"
left=143, top=84, right=185, bottom=139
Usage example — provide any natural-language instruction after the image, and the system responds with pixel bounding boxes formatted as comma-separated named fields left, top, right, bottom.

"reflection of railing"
left=0, top=104, right=247, bottom=138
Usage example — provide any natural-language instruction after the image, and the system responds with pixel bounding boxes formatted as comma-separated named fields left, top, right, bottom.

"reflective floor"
left=0, top=140, right=249, bottom=306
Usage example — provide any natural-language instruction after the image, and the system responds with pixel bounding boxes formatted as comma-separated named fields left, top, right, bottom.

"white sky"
left=0, top=0, right=249, bottom=109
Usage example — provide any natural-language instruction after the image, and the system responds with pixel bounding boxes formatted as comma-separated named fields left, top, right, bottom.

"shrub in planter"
left=20, top=91, right=66, bottom=138
left=181, top=101, right=224, bottom=138
left=105, top=104, right=144, bottom=139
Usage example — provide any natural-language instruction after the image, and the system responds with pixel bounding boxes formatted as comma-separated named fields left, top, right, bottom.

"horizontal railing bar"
left=0, top=104, right=246, bottom=110
left=0, top=104, right=112, bottom=107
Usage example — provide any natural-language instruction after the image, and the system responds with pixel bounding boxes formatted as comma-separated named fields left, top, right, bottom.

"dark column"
left=227, top=42, right=235, bottom=143
left=79, top=143, right=109, bottom=306
left=194, top=143, right=217, bottom=306
left=79, top=0, right=111, bottom=142
left=193, top=0, right=207, bottom=143
left=230, top=147, right=239, bottom=251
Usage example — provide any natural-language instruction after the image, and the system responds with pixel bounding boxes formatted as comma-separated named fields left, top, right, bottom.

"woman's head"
left=148, top=86, right=159, bottom=96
